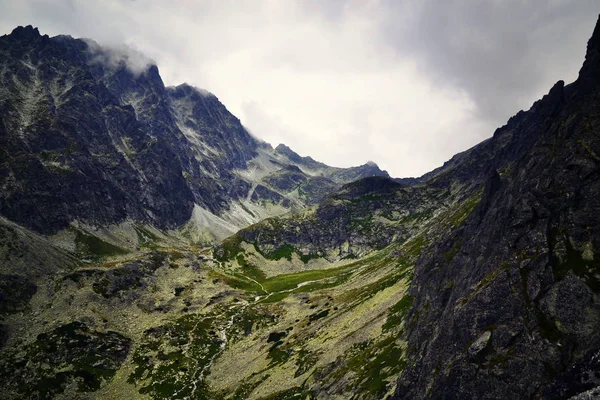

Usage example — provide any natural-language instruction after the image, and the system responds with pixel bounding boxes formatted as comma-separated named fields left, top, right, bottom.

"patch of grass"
left=308, top=309, right=330, bottom=322
left=259, top=292, right=291, bottom=303
left=551, top=235, right=600, bottom=293
left=236, top=254, right=267, bottom=282
left=267, top=338, right=291, bottom=365
left=260, top=263, right=360, bottom=293
left=208, top=270, right=262, bottom=294
left=405, top=236, right=425, bottom=258
left=299, top=252, right=321, bottom=264
left=230, top=375, right=270, bottom=400
left=135, top=226, right=161, bottom=249
left=340, top=269, right=410, bottom=306
left=399, top=211, right=433, bottom=224
left=323, top=335, right=408, bottom=398
left=256, top=386, right=308, bottom=400
left=74, top=231, right=128, bottom=261
left=264, top=244, right=296, bottom=261
left=382, top=294, right=414, bottom=332
left=295, top=348, right=318, bottom=378
left=228, top=307, right=278, bottom=343
left=0, top=322, right=130, bottom=399
left=128, top=314, right=225, bottom=399
left=447, top=191, right=483, bottom=227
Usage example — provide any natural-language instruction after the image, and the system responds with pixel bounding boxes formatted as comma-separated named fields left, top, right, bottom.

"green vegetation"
left=128, top=313, right=228, bottom=399
left=267, top=331, right=292, bottom=365
left=259, top=292, right=291, bottom=303
left=74, top=230, right=128, bottom=261
left=228, top=307, right=278, bottom=343
left=0, top=274, right=37, bottom=314
left=209, top=270, right=262, bottom=293
left=236, top=254, right=267, bottom=281
left=229, top=375, right=270, bottom=400
left=383, top=294, right=415, bottom=332
left=551, top=233, right=600, bottom=293
left=320, top=335, right=408, bottom=398
left=405, top=235, right=425, bottom=258
left=341, top=268, right=410, bottom=306
left=0, top=322, right=130, bottom=399
left=264, top=244, right=296, bottom=261
left=215, top=234, right=244, bottom=262
left=135, top=226, right=162, bottom=249
left=447, top=191, right=483, bottom=227
left=256, top=386, right=310, bottom=400
left=399, top=211, right=434, bottom=224
left=260, top=262, right=360, bottom=293
left=308, top=309, right=330, bottom=322
left=299, top=252, right=321, bottom=263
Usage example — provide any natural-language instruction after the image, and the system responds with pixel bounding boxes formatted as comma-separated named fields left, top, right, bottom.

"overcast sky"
left=0, top=1, right=598, bottom=177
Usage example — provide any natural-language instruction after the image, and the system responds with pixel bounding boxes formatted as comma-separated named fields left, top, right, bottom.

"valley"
left=2, top=15, right=600, bottom=400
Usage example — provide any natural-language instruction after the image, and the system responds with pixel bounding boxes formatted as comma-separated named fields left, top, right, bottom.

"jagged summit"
left=0, top=25, right=393, bottom=238
left=171, top=82, right=213, bottom=97
left=274, top=143, right=322, bottom=167
left=577, top=14, right=600, bottom=86
left=8, top=25, right=41, bottom=39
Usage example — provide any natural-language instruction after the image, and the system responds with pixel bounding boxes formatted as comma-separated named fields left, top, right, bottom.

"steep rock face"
left=0, top=27, right=196, bottom=233
left=394, top=16, right=600, bottom=400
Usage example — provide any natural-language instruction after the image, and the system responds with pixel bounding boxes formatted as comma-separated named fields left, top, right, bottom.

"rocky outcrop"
left=217, top=176, right=450, bottom=261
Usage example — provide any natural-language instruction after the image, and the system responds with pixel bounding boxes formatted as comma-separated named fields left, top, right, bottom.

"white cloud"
left=0, top=0, right=596, bottom=177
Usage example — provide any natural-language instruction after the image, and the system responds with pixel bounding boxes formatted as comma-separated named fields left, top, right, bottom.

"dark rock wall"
left=394, top=16, right=600, bottom=400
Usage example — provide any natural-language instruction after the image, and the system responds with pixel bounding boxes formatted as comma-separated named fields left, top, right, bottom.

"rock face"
left=392, top=15, right=600, bottom=400
left=0, top=26, right=388, bottom=239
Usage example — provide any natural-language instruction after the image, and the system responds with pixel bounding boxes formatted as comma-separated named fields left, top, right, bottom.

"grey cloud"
left=380, top=0, right=599, bottom=125
left=85, top=39, right=155, bottom=76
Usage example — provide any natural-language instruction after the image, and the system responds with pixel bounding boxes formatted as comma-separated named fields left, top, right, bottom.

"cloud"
left=0, top=0, right=597, bottom=177
left=379, top=0, right=599, bottom=123
left=84, top=39, right=155, bottom=76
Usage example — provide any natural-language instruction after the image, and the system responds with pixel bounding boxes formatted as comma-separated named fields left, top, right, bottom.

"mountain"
left=392, top=16, right=600, bottom=399
left=1, top=17, right=600, bottom=400
left=0, top=25, right=388, bottom=245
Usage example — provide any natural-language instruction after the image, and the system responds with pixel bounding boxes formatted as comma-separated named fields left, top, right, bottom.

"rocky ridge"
left=0, top=25, right=388, bottom=245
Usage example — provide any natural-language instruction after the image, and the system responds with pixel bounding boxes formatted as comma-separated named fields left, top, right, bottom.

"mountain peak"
left=577, top=14, right=600, bottom=87
left=588, top=14, right=600, bottom=53
left=8, top=25, right=41, bottom=42
left=275, top=143, right=293, bottom=152
left=275, top=143, right=302, bottom=161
